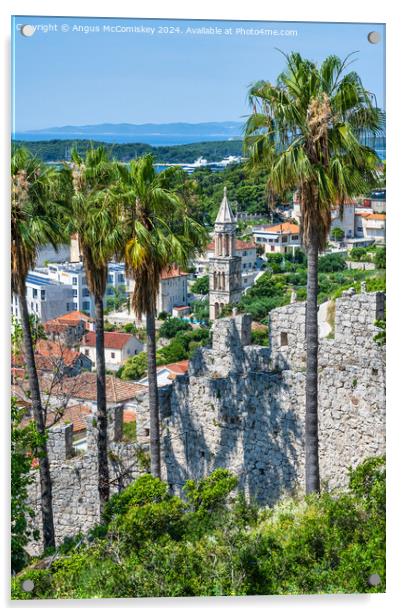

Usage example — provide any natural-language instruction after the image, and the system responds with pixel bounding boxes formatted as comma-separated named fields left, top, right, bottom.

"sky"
left=11, top=16, right=385, bottom=132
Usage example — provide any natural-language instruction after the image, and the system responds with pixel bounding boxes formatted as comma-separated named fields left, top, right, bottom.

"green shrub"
left=374, top=247, right=386, bottom=270
left=12, top=459, right=385, bottom=599
left=191, top=275, right=209, bottom=295
left=159, top=318, right=192, bottom=339
left=318, top=253, right=346, bottom=273
left=118, top=352, right=148, bottom=380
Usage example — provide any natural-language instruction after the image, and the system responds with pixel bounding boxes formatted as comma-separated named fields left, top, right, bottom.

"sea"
left=12, top=133, right=241, bottom=146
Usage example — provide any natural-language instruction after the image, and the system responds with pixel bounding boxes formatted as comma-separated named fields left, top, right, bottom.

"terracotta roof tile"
left=258, top=222, right=300, bottom=235
left=35, top=340, right=82, bottom=368
left=47, top=372, right=146, bottom=404
left=207, top=239, right=257, bottom=251
left=366, top=213, right=386, bottom=221
left=82, top=331, right=135, bottom=350
left=160, top=266, right=187, bottom=280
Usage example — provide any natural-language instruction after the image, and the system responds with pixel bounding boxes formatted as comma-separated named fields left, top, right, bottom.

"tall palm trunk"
left=146, top=307, right=161, bottom=478
left=94, top=294, right=110, bottom=511
left=18, top=291, right=55, bottom=548
left=305, top=234, right=320, bottom=494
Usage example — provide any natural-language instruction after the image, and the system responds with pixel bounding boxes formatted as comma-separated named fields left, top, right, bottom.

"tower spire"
left=215, top=186, right=235, bottom=224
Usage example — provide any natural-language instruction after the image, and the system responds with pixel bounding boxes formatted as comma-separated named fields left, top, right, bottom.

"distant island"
left=11, top=138, right=245, bottom=164
left=13, top=121, right=245, bottom=146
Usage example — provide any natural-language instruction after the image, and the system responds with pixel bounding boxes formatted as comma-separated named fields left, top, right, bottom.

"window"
left=282, top=236, right=288, bottom=243
left=83, top=301, right=90, bottom=311
left=84, top=349, right=89, bottom=356
left=111, top=352, right=115, bottom=359
left=107, top=287, right=114, bottom=296
left=280, top=332, right=289, bottom=347
left=107, top=275, right=113, bottom=284
left=145, top=428, right=150, bottom=437
left=32, top=288, right=38, bottom=298
left=73, top=303, right=77, bottom=310
left=118, top=274, right=125, bottom=283
left=40, top=290, right=46, bottom=300
left=73, top=289, right=78, bottom=297
left=72, top=277, right=78, bottom=285
left=291, top=235, right=299, bottom=240
left=83, top=287, right=90, bottom=297
left=66, top=303, right=70, bottom=311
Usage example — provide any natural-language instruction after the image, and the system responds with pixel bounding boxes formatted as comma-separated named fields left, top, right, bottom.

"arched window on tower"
left=221, top=272, right=225, bottom=290
left=224, top=234, right=229, bottom=256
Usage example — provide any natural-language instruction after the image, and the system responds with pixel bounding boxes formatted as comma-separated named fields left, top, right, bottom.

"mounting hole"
left=20, top=24, right=35, bottom=37
left=368, top=573, right=381, bottom=586
left=22, top=579, right=34, bottom=592
left=367, top=31, right=380, bottom=44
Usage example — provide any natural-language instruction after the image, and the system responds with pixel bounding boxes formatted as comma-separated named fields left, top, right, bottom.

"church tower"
left=209, top=187, right=242, bottom=320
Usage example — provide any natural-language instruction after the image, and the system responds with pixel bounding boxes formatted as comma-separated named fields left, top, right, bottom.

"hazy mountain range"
left=21, top=121, right=245, bottom=137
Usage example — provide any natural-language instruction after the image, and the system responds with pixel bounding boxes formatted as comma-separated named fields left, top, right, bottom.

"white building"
left=127, top=267, right=188, bottom=317
left=12, top=272, right=73, bottom=323
left=80, top=331, right=144, bottom=371
left=330, top=203, right=356, bottom=240
left=46, top=261, right=127, bottom=317
left=362, top=213, right=386, bottom=244
left=253, top=222, right=301, bottom=255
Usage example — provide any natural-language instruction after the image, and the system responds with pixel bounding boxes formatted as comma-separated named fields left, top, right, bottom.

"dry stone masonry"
left=139, top=289, right=385, bottom=503
left=28, top=290, right=385, bottom=552
left=27, top=407, right=144, bottom=555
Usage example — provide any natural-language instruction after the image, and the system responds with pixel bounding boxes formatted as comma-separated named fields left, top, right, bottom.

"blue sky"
left=12, top=16, right=385, bottom=131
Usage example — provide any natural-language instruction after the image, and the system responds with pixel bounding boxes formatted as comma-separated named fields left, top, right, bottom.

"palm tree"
left=70, top=146, right=122, bottom=511
left=117, top=155, right=207, bottom=477
left=245, top=52, right=383, bottom=494
left=11, top=147, right=70, bottom=548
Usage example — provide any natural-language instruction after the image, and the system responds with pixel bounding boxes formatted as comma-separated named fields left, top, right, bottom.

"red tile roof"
left=260, top=223, right=300, bottom=235
left=164, top=360, right=189, bottom=375
left=207, top=239, right=257, bottom=251
left=46, top=372, right=146, bottom=404
left=51, top=404, right=92, bottom=433
left=81, top=331, right=135, bottom=350
left=160, top=266, right=187, bottom=280
left=366, top=213, right=386, bottom=221
left=35, top=340, right=82, bottom=369
left=57, top=310, right=94, bottom=323
left=44, top=310, right=94, bottom=333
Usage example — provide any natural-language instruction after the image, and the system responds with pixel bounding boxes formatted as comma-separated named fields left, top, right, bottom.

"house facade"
left=126, top=267, right=188, bottom=318
left=11, top=272, right=73, bottom=323
left=253, top=222, right=301, bottom=255
left=80, top=331, right=144, bottom=371
left=362, top=213, right=386, bottom=243
left=44, top=310, right=95, bottom=346
left=46, top=261, right=127, bottom=317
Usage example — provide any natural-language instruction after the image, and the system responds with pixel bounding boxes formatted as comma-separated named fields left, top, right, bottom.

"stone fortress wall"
left=27, top=407, right=144, bottom=555
left=137, top=289, right=385, bottom=504
left=28, top=290, right=385, bottom=552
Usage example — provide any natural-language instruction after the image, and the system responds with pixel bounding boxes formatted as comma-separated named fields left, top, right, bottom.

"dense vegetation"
left=232, top=252, right=385, bottom=324
left=12, top=457, right=385, bottom=599
left=12, top=139, right=244, bottom=164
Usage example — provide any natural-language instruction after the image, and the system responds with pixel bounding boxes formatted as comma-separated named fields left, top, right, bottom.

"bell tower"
left=209, top=187, right=242, bottom=320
